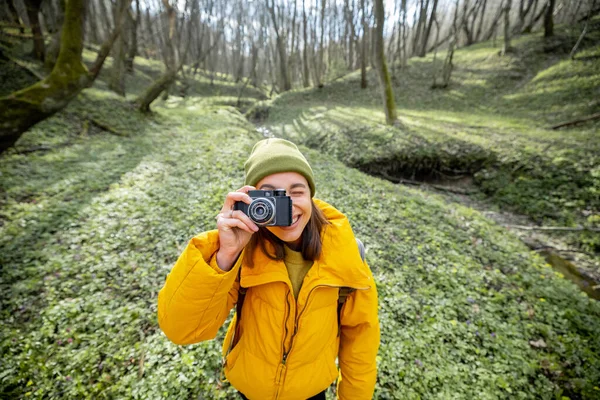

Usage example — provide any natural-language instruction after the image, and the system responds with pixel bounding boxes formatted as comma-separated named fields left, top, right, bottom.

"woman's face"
left=256, top=172, right=312, bottom=250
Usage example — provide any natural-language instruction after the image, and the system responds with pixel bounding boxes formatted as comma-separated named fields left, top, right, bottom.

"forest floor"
left=1, top=19, right=600, bottom=400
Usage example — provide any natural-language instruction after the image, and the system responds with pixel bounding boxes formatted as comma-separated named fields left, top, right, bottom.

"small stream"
left=541, top=251, right=600, bottom=300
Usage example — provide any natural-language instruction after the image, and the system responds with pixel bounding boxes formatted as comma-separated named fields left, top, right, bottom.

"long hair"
left=243, top=201, right=330, bottom=267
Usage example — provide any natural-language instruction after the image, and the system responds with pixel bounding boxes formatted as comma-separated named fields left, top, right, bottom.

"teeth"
left=293, top=215, right=300, bottom=224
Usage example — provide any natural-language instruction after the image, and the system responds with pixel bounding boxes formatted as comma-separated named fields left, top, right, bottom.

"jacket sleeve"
left=337, top=263, right=380, bottom=400
left=157, top=230, right=241, bottom=345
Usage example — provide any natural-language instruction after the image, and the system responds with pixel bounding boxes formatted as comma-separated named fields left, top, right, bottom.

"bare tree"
left=135, top=0, right=198, bottom=112
left=23, top=0, right=45, bottom=61
left=109, top=0, right=130, bottom=96
left=43, top=0, right=65, bottom=71
left=302, top=0, right=311, bottom=87
left=360, top=0, right=368, bottom=88
left=544, top=0, right=556, bottom=36
left=419, top=0, right=439, bottom=56
left=266, top=0, right=291, bottom=91
left=502, top=0, right=513, bottom=55
left=124, top=0, right=140, bottom=73
left=374, top=0, right=397, bottom=125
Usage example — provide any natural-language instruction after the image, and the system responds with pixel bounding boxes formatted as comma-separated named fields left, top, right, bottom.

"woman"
left=158, top=138, right=379, bottom=399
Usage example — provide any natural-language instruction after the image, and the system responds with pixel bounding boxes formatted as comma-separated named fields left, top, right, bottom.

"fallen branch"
left=89, top=119, right=128, bottom=136
left=532, top=246, right=597, bottom=258
left=381, top=171, right=479, bottom=194
left=15, top=142, right=71, bottom=154
left=506, top=225, right=600, bottom=233
left=550, top=112, right=600, bottom=129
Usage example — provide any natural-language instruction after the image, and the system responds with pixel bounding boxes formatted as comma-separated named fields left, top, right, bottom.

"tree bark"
left=302, top=0, right=311, bottom=87
left=360, top=0, right=368, bottom=88
left=109, top=0, right=130, bottom=96
left=374, top=0, right=397, bottom=125
left=124, top=0, right=140, bottom=73
left=419, top=0, right=439, bottom=57
left=544, top=0, right=556, bottom=37
left=24, top=0, right=46, bottom=61
left=44, top=0, right=65, bottom=71
left=502, top=0, right=512, bottom=55
left=136, top=69, right=178, bottom=112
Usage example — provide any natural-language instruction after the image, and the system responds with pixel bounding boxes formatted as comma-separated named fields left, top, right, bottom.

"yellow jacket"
left=158, top=199, right=380, bottom=399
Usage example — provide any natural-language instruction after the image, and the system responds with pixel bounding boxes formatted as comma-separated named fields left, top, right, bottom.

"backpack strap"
left=337, top=238, right=366, bottom=337
left=232, top=267, right=247, bottom=349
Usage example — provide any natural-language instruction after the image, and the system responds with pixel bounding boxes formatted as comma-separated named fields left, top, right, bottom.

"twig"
left=533, top=246, right=597, bottom=258
left=505, top=225, right=600, bottom=233
left=550, top=112, right=600, bottom=129
left=15, top=143, right=71, bottom=154
left=90, top=119, right=128, bottom=136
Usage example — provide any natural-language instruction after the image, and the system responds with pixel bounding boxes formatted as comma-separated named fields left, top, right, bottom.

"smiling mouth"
left=281, top=214, right=301, bottom=229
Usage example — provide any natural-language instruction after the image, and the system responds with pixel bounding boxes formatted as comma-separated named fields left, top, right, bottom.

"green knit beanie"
left=244, top=138, right=316, bottom=197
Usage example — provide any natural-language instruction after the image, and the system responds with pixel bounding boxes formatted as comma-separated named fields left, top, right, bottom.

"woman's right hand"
left=215, top=186, right=259, bottom=271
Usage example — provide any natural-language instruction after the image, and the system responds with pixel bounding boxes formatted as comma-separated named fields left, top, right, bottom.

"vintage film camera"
left=234, top=189, right=292, bottom=227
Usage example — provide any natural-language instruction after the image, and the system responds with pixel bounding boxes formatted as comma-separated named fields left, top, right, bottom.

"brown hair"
left=243, top=201, right=330, bottom=267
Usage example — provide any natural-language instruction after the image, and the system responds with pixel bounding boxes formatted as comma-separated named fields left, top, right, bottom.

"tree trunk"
left=135, top=0, right=197, bottom=112
left=360, top=0, right=368, bottom=89
left=374, top=0, right=397, bottom=125
left=0, top=0, right=87, bottom=153
left=44, top=0, right=65, bottom=71
left=266, top=0, right=291, bottom=91
left=475, top=0, right=488, bottom=41
left=302, top=0, right=310, bottom=87
left=124, top=0, right=140, bottom=73
left=544, top=0, right=556, bottom=37
left=109, top=0, right=130, bottom=96
left=502, top=0, right=512, bottom=55
left=88, top=0, right=133, bottom=84
left=87, top=0, right=99, bottom=44
left=24, top=0, right=46, bottom=62
left=515, top=0, right=536, bottom=33
left=440, top=0, right=459, bottom=88
left=316, top=0, right=326, bottom=87
left=483, top=0, right=506, bottom=41
left=420, top=0, right=439, bottom=57
left=523, top=0, right=546, bottom=33
left=136, top=70, right=178, bottom=112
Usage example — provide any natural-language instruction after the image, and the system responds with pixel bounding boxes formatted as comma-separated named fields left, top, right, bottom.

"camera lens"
left=248, top=198, right=275, bottom=225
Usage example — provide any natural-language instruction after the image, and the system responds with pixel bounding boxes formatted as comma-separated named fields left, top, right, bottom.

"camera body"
left=234, top=189, right=292, bottom=227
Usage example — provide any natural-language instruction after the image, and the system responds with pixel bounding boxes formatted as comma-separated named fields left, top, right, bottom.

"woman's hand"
left=215, top=186, right=259, bottom=271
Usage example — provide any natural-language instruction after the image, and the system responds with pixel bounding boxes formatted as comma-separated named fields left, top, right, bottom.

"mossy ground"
left=1, top=22, right=600, bottom=399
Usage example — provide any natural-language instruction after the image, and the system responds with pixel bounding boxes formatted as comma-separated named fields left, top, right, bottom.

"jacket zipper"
left=275, top=284, right=369, bottom=399
left=275, top=288, right=293, bottom=399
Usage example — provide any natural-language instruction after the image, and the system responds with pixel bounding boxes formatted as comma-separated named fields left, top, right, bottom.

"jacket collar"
left=240, top=199, right=372, bottom=290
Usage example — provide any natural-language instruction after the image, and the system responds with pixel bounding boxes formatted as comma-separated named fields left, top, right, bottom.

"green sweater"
left=284, top=246, right=314, bottom=299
